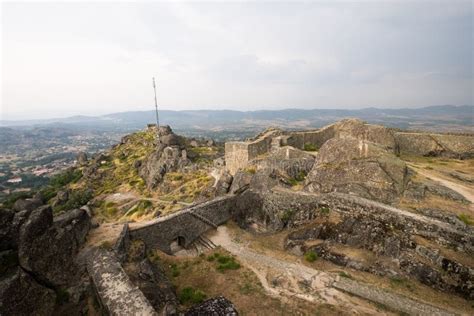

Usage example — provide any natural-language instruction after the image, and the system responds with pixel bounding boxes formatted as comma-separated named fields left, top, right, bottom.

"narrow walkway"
left=410, top=164, right=474, bottom=204
left=207, top=226, right=456, bottom=316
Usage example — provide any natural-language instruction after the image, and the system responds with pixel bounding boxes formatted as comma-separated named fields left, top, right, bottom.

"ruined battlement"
left=224, top=119, right=474, bottom=175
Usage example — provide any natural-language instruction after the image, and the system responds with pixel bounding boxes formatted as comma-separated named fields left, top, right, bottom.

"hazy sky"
left=1, top=1, right=473, bottom=120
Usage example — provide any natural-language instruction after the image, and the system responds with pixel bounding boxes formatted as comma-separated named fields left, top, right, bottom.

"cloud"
left=1, top=1, right=472, bottom=119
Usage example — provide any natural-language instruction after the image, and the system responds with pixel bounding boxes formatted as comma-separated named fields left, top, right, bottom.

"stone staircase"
left=193, top=236, right=217, bottom=254
left=188, top=211, right=218, bottom=229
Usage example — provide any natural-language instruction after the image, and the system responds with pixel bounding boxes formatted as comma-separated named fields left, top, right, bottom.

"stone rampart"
left=225, top=129, right=280, bottom=175
left=225, top=121, right=474, bottom=174
left=87, top=248, right=157, bottom=315
left=129, top=195, right=237, bottom=254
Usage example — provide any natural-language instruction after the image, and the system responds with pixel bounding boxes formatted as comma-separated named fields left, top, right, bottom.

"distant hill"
left=1, top=105, right=473, bottom=135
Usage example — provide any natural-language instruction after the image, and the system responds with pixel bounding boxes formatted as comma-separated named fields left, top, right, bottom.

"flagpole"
left=152, top=77, right=160, bottom=129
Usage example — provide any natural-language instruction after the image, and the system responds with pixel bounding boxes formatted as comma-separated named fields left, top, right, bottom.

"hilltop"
left=1, top=119, right=473, bottom=315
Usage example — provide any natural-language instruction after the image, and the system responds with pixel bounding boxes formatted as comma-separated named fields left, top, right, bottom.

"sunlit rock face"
left=305, top=137, right=411, bottom=204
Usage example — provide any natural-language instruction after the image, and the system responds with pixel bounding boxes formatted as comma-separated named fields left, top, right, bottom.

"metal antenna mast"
left=152, top=77, right=160, bottom=128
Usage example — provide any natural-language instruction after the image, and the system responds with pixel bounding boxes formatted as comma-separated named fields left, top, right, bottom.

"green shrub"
left=303, top=143, right=317, bottom=151
left=178, top=287, right=206, bottom=304
left=458, top=214, right=474, bottom=226
left=288, top=178, right=298, bottom=186
left=245, top=167, right=256, bottom=174
left=171, top=264, right=180, bottom=277
left=319, top=207, right=330, bottom=215
left=49, top=169, right=82, bottom=187
left=208, top=253, right=240, bottom=272
left=1, top=191, right=33, bottom=208
left=295, top=171, right=306, bottom=182
left=338, top=271, right=353, bottom=279
left=53, top=189, right=93, bottom=213
left=281, top=209, right=295, bottom=222
left=304, top=250, right=318, bottom=262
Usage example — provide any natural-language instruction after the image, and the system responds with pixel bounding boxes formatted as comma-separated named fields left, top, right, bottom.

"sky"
left=1, top=0, right=473, bottom=120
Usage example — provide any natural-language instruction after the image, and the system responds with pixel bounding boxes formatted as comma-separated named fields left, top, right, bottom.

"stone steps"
left=188, top=211, right=218, bottom=229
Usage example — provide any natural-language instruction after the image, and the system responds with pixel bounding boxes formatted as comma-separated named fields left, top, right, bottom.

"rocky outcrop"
left=19, top=206, right=91, bottom=287
left=0, top=202, right=92, bottom=315
left=12, top=197, right=43, bottom=213
left=331, top=119, right=397, bottom=152
left=305, top=138, right=411, bottom=204
left=123, top=239, right=178, bottom=314
left=77, top=151, right=88, bottom=165
left=139, top=126, right=190, bottom=189
left=0, top=267, right=56, bottom=316
left=214, top=170, right=233, bottom=196
left=394, top=132, right=474, bottom=159
left=185, top=296, right=238, bottom=316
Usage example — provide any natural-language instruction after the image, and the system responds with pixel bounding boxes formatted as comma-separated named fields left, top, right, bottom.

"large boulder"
left=185, top=296, right=238, bottom=316
left=123, top=240, right=178, bottom=314
left=229, top=170, right=253, bottom=194
left=0, top=268, right=56, bottom=316
left=0, top=209, right=14, bottom=251
left=18, top=206, right=91, bottom=286
left=12, top=198, right=43, bottom=213
left=332, top=119, right=397, bottom=152
left=305, top=138, right=411, bottom=204
left=138, top=125, right=194, bottom=189
left=139, top=146, right=190, bottom=189
left=214, top=170, right=233, bottom=196
left=77, top=151, right=88, bottom=166
left=395, top=132, right=474, bottom=159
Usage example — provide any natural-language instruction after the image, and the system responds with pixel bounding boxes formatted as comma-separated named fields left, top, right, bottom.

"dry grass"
left=153, top=248, right=345, bottom=315
left=223, top=222, right=473, bottom=315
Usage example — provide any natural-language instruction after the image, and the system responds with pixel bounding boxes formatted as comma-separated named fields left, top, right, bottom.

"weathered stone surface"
left=123, top=240, right=178, bottom=314
left=19, top=206, right=91, bottom=286
left=333, top=278, right=454, bottom=316
left=54, top=208, right=91, bottom=245
left=394, top=132, right=474, bottom=159
left=55, top=190, right=69, bottom=205
left=0, top=250, right=18, bottom=274
left=331, top=118, right=397, bottom=151
left=229, top=170, right=252, bottom=194
left=214, top=170, right=233, bottom=196
left=251, top=146, right=316, bottom=181
left=225, top=128, right=282, bottom=175
left=404, top=180, right=469, bottom=203
left=12, top=198, right=43, bottom=213
left=305, top=138, right=411, bottom=204
left=0, top=267, right=56, bottom=316
left=87, top=248, right=157, bottom=315
left=185, top=296, right=238, bottom=316
left=77, top=151, right=88, bottom=165
left=139, top=127, right=191, bottom=189
left=0, top=209, right=15, bottom=251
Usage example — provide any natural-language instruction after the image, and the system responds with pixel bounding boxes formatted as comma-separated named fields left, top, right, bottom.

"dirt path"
left=206, top=226, right=456, bottom=316
left=85, top=223, right=124, bottom=248
left=410, top=165, right=474, bottom=205
left=207, top=228, right=374, bottom=314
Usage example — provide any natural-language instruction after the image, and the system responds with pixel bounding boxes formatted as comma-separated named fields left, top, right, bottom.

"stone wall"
left=225, top=130, right=280, bottom=175
left=225, top=122, right=474, bottom=175
left=87, top=248, right=157, bottom=315
left=394, top=132, right=474, bottom=159
left=129, top=195, right=237, bottom=254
